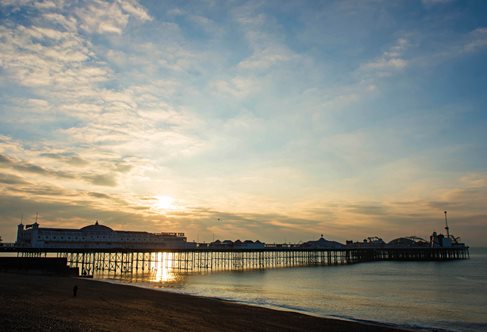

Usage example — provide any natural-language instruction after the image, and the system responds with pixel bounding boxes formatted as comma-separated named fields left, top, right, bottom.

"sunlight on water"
left=93, top=248, right=487, bottom=332
left=152, top=252, right=175, bottom=282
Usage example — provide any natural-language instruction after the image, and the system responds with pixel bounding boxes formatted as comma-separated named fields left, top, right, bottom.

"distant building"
left=429, top=232, right=465, bottom=248
left=346, top=236, right=385, bottom=248
left=387, top=236, right=429, bottom=248
left=430, top=232, right=451, bottom=248
left=209, top=239, right=265, bottom=249
left=15, top=221, right=196, bottom=249
left=239, top=240, right=265, bottom=249
left=300, top=235, right=343, bottom=249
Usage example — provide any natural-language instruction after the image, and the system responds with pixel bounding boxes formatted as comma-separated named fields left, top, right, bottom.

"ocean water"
left=101, top=248, right=487, bottom=332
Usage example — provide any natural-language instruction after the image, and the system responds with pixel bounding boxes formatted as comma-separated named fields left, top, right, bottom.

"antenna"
left=444, top=211, right=450, bottom=238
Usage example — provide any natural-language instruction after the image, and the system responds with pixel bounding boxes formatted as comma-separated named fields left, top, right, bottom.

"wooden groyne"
left=0, top=257, right=78, bottom=276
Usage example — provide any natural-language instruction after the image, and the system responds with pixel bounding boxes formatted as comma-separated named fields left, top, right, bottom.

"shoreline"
left=102, top=278, right=415, bottom=330
left=1, top=272, right=412, bottom=331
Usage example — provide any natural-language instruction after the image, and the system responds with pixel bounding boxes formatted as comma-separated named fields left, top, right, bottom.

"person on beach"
left=73, top=285, right=78, bottom=297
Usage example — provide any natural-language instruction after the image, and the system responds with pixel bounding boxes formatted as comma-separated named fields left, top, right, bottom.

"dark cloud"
left=0, top=153, right=75, bottom=179
left=304, top=207, right=338, bottom=219
left=87, top=192, right=112, bottom=199
left=346, top=203, right=388, bottom=215
left=139, top=196, right=157, bottom=201
left=86, top=192, right=135, bottom=208
left=0, top=173, right=29, bottom=185
left=447, top=187, right=487, bottom=204
left=7, top=184, right=78, bottom=197
left=65, top=156, right=89, bottom=166
left=82, top=174, right=118, bottom=187
left=40, top=153, right=89, bottom=166
left=40, top=153, right=65, bottom=158
left=0, top=154, right=14, bottom=165
left=427, top=200, right=463, bottom=210
left=15, top=163, right=50, bottom=175
left=1, top=153, right=133, bottom=186
left=114, top=163, right=133, bottom=173
left=130, top=205, right=151, bottom=210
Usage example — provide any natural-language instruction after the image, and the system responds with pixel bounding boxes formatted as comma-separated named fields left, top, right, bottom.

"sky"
left=0, top=0, right=486, bottom=246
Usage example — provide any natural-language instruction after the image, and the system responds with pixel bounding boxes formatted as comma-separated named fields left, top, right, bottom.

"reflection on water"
left=94, top=248, right=487, bottom=332
left=89, top=249, right=349, bottom=283
left=153, top=252, right=174, bottom=282
left=94, top=252, right=185, bottom=285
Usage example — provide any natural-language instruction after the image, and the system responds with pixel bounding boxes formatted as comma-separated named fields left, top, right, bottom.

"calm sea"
left=100, top=248, right=487, bottom=332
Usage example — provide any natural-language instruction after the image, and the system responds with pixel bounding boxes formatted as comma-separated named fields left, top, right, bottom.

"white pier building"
left=16, top=221, right=196, bottom=249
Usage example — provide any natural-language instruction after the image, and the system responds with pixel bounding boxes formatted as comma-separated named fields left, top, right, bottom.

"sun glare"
left=154, top=195, right=174, bottom=210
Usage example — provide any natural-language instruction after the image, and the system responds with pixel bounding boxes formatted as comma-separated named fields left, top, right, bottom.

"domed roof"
left=388, top=236, right=428, bottom=247
left=80, top=221, right=113, bottom=232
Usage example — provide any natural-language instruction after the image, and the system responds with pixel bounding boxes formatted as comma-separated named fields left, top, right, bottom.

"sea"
left=99, top=248, right=487, bottom=332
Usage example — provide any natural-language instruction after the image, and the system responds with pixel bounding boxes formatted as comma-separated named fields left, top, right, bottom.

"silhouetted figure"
left=73, top=285, right=78, bottom=297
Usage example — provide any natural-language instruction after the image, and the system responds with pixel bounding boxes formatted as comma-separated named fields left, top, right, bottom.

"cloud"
left=212, top=76, right=261, bottom=98
left=0, top=0, right=206, bottom=166
left=0, top=141, right=141, bottom=190
left=0, top=153, right=74, bottom=179
left=422, top=0, right=454, bottom=7
left=346, top=203, right=389, bottom=216
left=313, top=37, right=410, bottom=111
left=119, top=0, right=152, bottom=22
left=40, top=153, right=89, bottom=167
left=75, top=0, right=151, bottom=35
left=82, top=174, right=118, bottom=187
left=88, top=192, right=112, bottom=199
left=463, top=28, right=487, bottom=53
left=0, top=22, right=108, bottom=88
left=14, top=164, right=74, bottom=179
left=0, top=154, right=13, bottom=165
left=362, top=37, right=409, bottom=74
left=0, top=173, right=29, bottom=185
left=238, top=45, right=295, bottom=70
left=33, top=0, right=59, bottom=10
left=410, top=27, right=487, bottom=68
left=0, top=0, right=152, bottom=96
left=167, top=7, right=185, bottom=17
left=232, top=1, right=298, bottom=71
left=188, top=14, right=223, bottom=36
left=41, top=12, right=78, bottom=31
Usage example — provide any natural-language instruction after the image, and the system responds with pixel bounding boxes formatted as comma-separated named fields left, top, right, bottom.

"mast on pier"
left=444, top=211, right=450, bottom=238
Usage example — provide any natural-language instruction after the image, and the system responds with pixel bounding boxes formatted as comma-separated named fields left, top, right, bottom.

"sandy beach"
left=0, top=272, right=409, bottom=331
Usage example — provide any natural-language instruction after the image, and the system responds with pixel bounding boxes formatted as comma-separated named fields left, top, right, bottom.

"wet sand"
left=0, top=273, right=410, bottom=331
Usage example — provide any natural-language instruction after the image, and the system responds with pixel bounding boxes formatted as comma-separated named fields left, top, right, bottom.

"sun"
left=154, top=195, right=175, bottom=210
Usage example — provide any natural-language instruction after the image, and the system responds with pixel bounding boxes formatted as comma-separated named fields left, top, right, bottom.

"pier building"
left=299, top=235, right=343, bottom=249
left=15, top=221, right=195, bottom=250
left=208, top=239, right=265, bottom=249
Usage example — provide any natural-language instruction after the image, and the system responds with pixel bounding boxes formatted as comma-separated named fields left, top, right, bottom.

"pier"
left=1, top=214, right=470, bottom=277
left=0, top=246, right=469, bottom=277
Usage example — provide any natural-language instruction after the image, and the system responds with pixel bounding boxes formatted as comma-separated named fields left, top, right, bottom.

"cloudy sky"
left=0, top=0, right=486, bottom=245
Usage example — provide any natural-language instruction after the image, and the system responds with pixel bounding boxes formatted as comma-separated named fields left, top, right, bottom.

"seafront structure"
left=15, top=221, right=195, bottom=249
left=1, top=212, right=469, bottom=277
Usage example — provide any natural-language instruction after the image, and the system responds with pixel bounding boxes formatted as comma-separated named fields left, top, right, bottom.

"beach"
left=0, top=273, right=408, bottom=331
